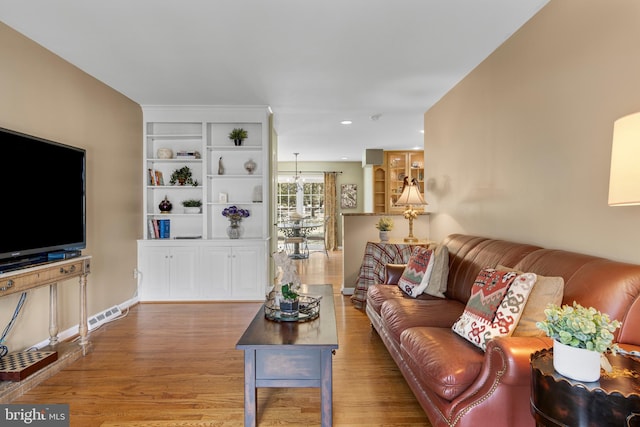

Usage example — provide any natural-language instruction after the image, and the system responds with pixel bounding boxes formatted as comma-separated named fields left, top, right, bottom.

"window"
left=277, top=174, right=324, bottom=222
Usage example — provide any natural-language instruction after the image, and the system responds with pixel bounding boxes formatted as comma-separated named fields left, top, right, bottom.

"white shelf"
left=206, top=174, right=262, bottom=179
left=146, top=158, right=202, bottom=162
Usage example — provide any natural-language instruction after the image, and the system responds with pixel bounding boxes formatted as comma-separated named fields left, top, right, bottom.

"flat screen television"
left=0, top=127, right=86, bottom=269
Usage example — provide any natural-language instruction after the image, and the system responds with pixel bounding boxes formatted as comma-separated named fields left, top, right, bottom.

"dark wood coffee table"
left=236, top=284, right=338, bottom=427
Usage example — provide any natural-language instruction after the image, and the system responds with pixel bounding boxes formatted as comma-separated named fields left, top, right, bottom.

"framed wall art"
left=341, top=184, right=357, bottom=209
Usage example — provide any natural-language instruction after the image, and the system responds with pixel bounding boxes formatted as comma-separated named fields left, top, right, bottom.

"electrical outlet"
left=133, top=268, right=138, bottom=279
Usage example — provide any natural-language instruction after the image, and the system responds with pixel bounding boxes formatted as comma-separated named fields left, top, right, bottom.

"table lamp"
left=395, top=178, right=427, bottom=242
left=609, top=112, right=640, bottom=206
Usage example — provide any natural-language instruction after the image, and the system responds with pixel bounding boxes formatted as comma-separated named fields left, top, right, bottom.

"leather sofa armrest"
left=485, top=336, right=552, bottom=385
left=447, top=335, right=553, bottom=425
left=384, top=263, right=406, bottom=285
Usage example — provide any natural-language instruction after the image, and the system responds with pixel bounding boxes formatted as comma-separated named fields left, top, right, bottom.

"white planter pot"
left=553, top=339, right=602, bottom=382
left=183, top=207, right=201, bottom=214
left=379, top=231, right=389, bottom=242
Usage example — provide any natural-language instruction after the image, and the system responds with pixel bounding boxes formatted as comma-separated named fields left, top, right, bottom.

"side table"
left=530, top=348, right=640, bottom=427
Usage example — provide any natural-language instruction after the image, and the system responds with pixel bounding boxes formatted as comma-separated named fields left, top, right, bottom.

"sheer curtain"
left=324, top=172, right=338, bottom=251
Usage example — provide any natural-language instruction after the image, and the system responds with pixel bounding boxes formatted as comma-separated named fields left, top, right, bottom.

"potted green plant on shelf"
left=375, top=217, right=394, bottom=242
left=182, top=199, right=202, bottom=214
left=229, top=128, right=248, bottom=146
left=536, top=301, right=621, bottom=381
left=170, top=166, right=197, bottom=186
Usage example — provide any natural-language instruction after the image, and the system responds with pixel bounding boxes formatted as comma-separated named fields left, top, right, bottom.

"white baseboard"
left=341, top=287, right=354, bottom=296
left=32, top=296, right=139, bottom=350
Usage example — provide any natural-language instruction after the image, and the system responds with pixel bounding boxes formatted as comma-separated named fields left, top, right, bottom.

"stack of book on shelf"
left=148, top=169, right=165, bottom=186
left=148, top=219, right=170, bottom=239
left=176, top=150, right=201, bottom=159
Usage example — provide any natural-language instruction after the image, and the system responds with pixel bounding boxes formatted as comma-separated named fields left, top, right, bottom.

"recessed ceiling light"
left=419, top=130, right=424, bottom=134
left=341, top=156, right=348, bottom=160
left=340, top=120, right=352, bottom=125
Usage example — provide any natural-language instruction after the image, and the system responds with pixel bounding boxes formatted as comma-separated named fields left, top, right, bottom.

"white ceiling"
left=0, top=0, right=548, bottom=162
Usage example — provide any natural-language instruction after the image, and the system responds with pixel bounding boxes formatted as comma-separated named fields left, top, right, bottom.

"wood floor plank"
left=11, top=250, right=432, bottom=426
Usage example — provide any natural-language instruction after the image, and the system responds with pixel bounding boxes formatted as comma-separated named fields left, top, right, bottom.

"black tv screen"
left=0, top=127, right=86, bottom=265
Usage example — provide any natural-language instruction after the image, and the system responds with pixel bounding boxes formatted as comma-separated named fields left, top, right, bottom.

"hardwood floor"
left=11, top=250, right=432, bottom=427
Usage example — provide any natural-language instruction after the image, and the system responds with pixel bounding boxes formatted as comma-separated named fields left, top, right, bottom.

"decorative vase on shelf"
left=226, top=219, right=243, bottom=239
left=553, top=340, right=602, bottom=382
left=379, top=231, right=389, bottom=242
left=156, top=148, right=173, bottom=159
left=218, top=157, right=225, bottom=175
left=159, top=196, right=172, bottom=213
left=244, top=158, right=257, bottom=174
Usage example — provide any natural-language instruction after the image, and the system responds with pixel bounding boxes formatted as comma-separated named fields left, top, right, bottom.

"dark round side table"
left=530, top=348, right=640, bottom=427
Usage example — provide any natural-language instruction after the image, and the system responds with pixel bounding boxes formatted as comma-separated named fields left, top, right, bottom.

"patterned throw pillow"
left=452, top=268, right=537, bottom=350
left=495, top=265, right=564, bottom=337
left=397, top=247, right=435, bottom=298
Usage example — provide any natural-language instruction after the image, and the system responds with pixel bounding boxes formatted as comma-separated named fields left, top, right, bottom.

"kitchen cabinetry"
left=372, top=150, right=425, bottom=213
left=138, top=106, right=272, bottom=301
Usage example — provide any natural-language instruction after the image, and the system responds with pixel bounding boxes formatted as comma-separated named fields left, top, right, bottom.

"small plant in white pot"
left=536, top=302, right=620, bottom=381
left=182, top=199, right=202, bottom=214
left=280, top=283, right=300, bottom=319
left=375, top=217, right=393, bottom=242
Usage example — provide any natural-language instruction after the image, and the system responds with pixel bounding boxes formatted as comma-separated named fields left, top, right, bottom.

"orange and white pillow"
left=452, top=267, right=537, bottom=350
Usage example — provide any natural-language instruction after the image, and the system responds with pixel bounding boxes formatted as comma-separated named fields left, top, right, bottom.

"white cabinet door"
left=138, top=245, right=171, bottom=300
left=168, top=246, right=199, bottom=300
left=199, top=246, right=232, bottom=299
left=230, top=245, right=265, bottom=299
left=138, top=244, right=199, bottom=301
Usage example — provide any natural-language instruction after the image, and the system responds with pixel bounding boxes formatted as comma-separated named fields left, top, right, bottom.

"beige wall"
left=0, top=23, right=142, bottom=350
left=424, top=0, right=640, bottom=264
left=277, top=160, right=364, bottom=246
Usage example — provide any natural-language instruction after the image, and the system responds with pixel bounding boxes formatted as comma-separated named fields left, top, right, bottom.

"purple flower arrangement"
left=222, top=205, right=250, bottom=221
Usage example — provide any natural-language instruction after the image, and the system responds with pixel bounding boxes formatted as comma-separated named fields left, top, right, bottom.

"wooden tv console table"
left=0, top=256, right=92, bottom=354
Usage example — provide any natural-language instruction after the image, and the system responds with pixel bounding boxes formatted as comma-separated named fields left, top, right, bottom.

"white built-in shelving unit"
left=137, top=106, right=272, bottom=301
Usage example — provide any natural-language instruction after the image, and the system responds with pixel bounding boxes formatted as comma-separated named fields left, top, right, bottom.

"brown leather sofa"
left=365, top=234, right=640, bottom=427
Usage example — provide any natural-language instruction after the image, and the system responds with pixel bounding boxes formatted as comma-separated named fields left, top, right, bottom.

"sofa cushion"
left=424, top=244, right=449, bottom=298
left=401, top=327, right=484, bottom=401
left=496, top=265, right=565, bottom=337
left=367, top=284, right=408, bottom=316
left=452, top=268, right=537, bottom=350
left=381, top=298, right=466, bottom=346
left=398, top=247, right=435, bottom=297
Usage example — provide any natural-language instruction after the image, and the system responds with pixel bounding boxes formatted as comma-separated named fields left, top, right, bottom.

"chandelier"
left=292, top=152, right=303, bottom=191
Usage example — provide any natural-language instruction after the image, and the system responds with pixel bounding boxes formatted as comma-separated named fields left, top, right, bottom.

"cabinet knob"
left=59, top=265, right=76, bottom=274
left=0, top=279, right=13, bottom=291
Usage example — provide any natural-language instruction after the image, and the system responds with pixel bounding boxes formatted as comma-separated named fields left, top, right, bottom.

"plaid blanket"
left=350, top=241, right=422, bottom=309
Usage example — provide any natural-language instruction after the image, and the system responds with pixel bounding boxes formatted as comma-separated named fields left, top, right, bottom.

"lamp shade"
left=395, top=181, right=427, bottom=206
left=609, top=112, right=640, bottom=206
